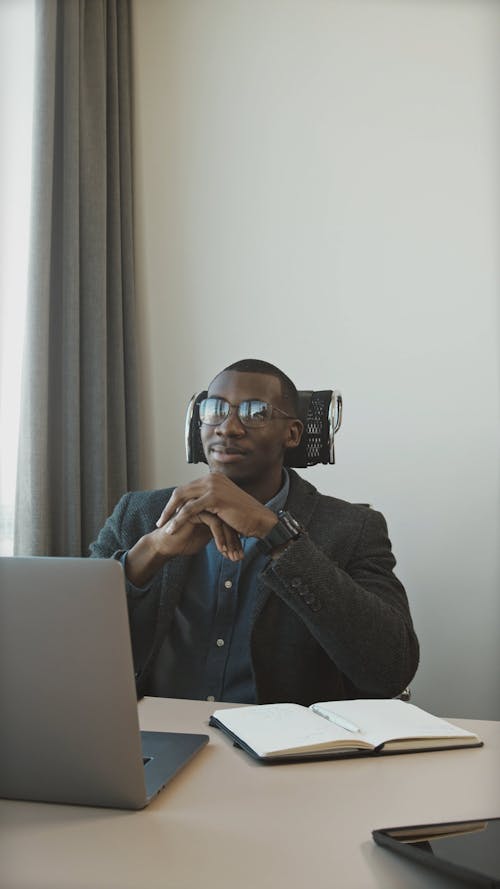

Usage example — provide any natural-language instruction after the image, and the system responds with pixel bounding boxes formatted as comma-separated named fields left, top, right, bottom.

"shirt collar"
left=264, top=468, right=289, bottom=514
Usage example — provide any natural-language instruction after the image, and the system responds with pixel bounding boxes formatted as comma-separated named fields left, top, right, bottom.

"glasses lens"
left=238, top=400, right=272, bottom=426
left=199, top=398, right=229, bottom=425
left=199, top=398, right=274, bottom=427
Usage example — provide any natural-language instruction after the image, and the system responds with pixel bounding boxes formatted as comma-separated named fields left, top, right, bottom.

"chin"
left=207, top=459, right=250, bottom=485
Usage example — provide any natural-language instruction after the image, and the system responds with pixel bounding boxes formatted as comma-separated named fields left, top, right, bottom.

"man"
left=90, top=359, right=419, bottom=705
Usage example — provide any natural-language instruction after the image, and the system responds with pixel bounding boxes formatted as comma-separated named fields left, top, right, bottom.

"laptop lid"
left=0, top=557, right=208, bottom=809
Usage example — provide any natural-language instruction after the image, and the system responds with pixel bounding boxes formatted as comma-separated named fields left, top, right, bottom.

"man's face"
left=200, top=370, right=302, bottom=490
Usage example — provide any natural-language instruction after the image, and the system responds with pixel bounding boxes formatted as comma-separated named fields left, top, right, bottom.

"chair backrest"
left=185, top=389, right=342, bottom=467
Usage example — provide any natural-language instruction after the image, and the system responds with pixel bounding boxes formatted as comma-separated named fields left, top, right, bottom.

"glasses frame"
left=198, top=397, right=295, bottom=428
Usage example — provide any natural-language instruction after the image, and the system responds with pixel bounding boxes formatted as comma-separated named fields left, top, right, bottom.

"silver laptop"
left=0, top=557, right=208, bottom=809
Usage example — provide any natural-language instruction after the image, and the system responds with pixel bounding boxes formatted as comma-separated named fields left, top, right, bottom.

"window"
left=0, top=0, right=35, bottom=554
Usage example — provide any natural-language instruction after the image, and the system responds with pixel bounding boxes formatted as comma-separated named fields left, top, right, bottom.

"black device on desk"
left=373, top=817, right=500, bottom=887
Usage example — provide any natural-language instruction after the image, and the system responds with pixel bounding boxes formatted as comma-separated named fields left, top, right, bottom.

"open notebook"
left=209, top=699, right=482, bottom=763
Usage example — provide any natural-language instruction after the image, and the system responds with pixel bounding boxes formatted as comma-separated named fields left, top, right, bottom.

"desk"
left=1, top=697, right=498, bottom=889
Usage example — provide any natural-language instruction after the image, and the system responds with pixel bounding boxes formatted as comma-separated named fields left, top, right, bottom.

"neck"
left=238, top=467, right=284, bottom=504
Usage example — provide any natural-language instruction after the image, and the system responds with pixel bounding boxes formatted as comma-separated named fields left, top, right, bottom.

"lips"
left=208, top=444, right=249, bottom=463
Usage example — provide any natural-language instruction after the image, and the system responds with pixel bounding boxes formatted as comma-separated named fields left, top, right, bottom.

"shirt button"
left=207, top=695, right=215, bottom=702
left=216, top=638, right=225, bottom=647
left=224, top=580, right=233, bottom=589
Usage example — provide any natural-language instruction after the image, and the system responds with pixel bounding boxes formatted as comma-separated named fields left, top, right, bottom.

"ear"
left=284, top=419, right=303, bottom=451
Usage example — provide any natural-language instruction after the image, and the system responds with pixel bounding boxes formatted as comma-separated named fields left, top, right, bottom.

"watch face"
left=257, top=511, right=304, bottom=555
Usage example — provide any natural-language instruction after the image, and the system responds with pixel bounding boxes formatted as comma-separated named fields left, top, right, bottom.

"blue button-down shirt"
left=149, top=471, right=290, bottom=703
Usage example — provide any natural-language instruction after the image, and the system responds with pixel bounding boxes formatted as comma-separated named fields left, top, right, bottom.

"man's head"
left=199, top=359, right=303, bottom=499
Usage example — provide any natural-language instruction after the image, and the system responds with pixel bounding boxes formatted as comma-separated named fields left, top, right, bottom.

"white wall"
left=131, top=0, right=500, bottom=720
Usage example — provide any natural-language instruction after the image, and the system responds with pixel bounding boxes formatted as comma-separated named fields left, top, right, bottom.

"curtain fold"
left=14, top=0, right=139, bottom=556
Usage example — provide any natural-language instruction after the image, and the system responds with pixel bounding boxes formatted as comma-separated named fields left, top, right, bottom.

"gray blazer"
left=90, top=470, right=419, bottom=705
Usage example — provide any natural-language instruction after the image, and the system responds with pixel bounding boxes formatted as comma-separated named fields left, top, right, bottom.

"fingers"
left=201, top=514, right=244, bottom=561
left=156, top=479, right=213, bottom=528
left=160, top=500, right=244, bottom=562
left=156, top=488, right=193, bottom=529
left=157, top=496, right=200, bottom=531
left=158, top=475, right=270, bottom=540
left=219, top=518, right=244, bottom=562
left=163, top=495, right=213, bottom=535
left=157, top=498, right=178, bottom=528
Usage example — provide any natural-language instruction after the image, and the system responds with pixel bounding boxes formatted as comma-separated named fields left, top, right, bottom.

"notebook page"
left=312, top=699, right=479, bottom=748
left=212, top=703, right=371, bottom=756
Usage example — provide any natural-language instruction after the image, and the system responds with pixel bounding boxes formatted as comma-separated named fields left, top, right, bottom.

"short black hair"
left=220, top=359, right=298, bottom=412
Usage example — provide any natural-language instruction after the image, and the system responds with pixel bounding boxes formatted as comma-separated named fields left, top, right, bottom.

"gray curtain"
left=14, top=0, right=139, bottom=556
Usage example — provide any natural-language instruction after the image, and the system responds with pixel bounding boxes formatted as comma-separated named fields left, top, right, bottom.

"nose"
left=215, top=406, right=246, bottom=436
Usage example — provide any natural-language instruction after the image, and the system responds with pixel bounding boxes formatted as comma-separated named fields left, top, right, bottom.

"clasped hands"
left=155, top=473, right=278, bottom=561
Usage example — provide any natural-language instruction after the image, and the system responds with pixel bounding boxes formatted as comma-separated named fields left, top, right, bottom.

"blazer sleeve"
left=260, top=506, right=419, bottom=698
left=89, top=492, right=131, bottom=561
left=88, top=490, right=175, bottom=601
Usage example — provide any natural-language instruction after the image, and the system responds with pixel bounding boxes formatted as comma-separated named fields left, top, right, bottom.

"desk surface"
left=1, top=697, right=498, bottom=889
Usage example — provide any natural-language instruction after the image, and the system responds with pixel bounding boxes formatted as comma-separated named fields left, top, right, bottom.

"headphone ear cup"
left=185, top=391, right=208, bottom=464
left=283, top=390, right=340, bottom=467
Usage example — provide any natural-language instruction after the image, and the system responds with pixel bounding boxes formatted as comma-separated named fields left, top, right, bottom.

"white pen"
left=311, top=705, right=361, bottom=733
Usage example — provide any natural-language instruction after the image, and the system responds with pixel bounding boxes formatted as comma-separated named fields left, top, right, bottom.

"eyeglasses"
left=199, top=397, right=295, bottom=428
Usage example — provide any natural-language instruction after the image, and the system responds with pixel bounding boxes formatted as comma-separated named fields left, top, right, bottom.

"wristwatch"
left=257, top=510, right=304, bottom=555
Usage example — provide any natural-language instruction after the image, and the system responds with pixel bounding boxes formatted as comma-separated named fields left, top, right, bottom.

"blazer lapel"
left=284, top=469, right=318, bottom=528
